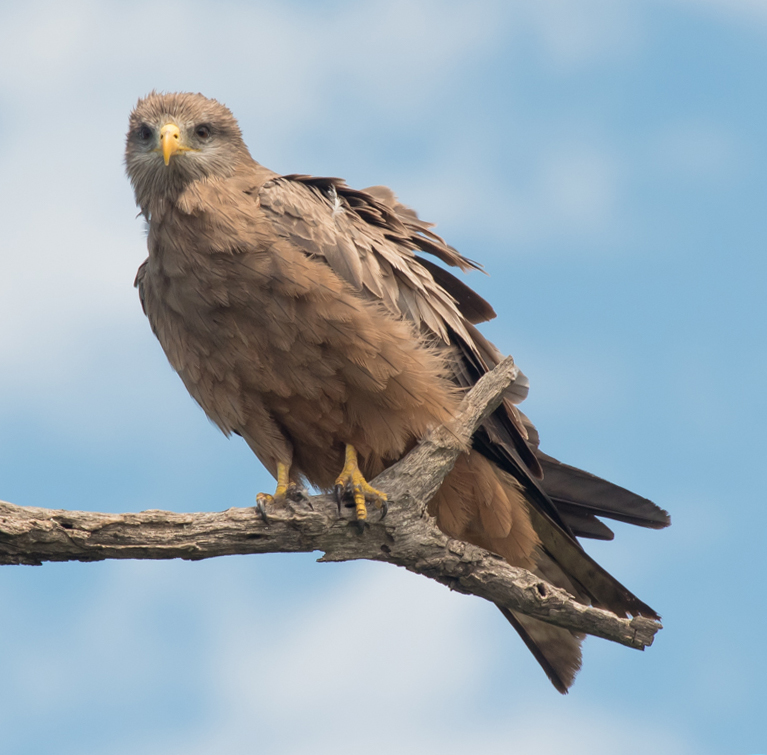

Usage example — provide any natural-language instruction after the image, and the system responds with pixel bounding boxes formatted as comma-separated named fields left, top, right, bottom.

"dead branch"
left=0, top=356, right=661, bottom=651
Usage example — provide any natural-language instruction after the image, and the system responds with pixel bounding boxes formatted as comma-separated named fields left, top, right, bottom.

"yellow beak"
left=160, top=123, right=182, bottom=166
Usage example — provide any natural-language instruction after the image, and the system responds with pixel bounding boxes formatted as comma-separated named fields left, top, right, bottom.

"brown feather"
left=125, top=91, right=669, bottom=693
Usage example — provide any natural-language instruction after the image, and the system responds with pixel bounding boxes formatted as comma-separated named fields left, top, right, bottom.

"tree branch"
left=0, top=356, right=661, bottom=651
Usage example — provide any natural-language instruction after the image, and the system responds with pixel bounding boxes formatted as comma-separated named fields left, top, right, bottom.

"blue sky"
left=0, top=1, right=765, bottom=753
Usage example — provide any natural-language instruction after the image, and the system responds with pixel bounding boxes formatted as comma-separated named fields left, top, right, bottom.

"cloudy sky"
left=1, top=1, right=765, bottom=753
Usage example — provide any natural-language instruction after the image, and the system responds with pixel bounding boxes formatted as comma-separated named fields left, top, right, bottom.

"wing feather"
left=257, top=171, right=667, bottom=625
left=259, top=175, right=477, bottom=347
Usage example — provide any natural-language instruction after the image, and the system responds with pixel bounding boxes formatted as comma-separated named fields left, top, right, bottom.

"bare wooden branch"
left=0, top=356, right=661, bottom=651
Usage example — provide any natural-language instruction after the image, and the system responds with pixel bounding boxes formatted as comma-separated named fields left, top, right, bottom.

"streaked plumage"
left=125, top=91, right=670, bottom=692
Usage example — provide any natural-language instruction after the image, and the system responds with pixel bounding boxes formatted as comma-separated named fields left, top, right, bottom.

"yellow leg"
left=255, top=462, right=296, bottom=522
left=274, top=462, right=290, bottom=500
left=334, top=444, right=388, bottom=524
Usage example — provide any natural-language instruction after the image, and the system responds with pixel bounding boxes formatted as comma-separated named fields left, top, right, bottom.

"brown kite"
left=125, top=92, right=670, bottom=693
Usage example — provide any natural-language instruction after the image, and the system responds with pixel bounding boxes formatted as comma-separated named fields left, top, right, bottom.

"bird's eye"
left=195, top=124, right=212, bottom=139
left=137, top=124, right=153, bottom=141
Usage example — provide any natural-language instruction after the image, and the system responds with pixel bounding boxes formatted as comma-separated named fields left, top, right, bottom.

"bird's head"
left=125, top=91, right=251, bottom=210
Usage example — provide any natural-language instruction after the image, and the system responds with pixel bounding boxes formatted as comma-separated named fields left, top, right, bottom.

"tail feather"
left=552, top=502, right=616, bottom=540
left=499, top=608, right=583, bottom=694
left=537, top=451, right=671, bottom=531
left=498, top=551, right=590, bottom=693
left=526, top=503, right=660, bottom=619
left=430, top=449, right=662, bottom=693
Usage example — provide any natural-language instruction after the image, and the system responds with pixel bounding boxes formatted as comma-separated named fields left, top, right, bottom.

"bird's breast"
left=140, top=219, right=457, bottom=484
left=141, top=231, right=364, bottom=411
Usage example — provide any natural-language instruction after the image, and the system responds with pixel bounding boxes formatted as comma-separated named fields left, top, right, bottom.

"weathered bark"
left=0, top=357, right=661, bottom=651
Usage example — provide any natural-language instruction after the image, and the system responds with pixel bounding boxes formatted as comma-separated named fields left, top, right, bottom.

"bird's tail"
left=429, top=453, right=585, bottom=690
left=430, top=450, right=664, bottom=692
left=499, top=607, right=583, bottom=694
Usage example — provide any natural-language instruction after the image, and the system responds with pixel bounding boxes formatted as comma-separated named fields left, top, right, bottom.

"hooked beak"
left=159, top=123, right=187, bottom=166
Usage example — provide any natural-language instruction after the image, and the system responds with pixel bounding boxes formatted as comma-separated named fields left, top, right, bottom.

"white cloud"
left=651, top=122, right=740, bottom=181
left=504, top=341, right=633, bottom=422
left=0, top=5, right=760, bottom=752
left=15, top=559, right=688, bottom=755
left=0, top=0, right=98, bottom=93
left=399, top=135, right=624, bottom=252
left=199, top=563, right=487, bottom=721
left=669, top=0, right=767, bottom=26
left=0, top=0, right=512, bottom=389
left=0, top=0, right=634, bottom=437
left=536, top=144, right=621, bottom=232
left=0, top=0, right=507, bottom=119
left=520, top=0, right=644, bottom=68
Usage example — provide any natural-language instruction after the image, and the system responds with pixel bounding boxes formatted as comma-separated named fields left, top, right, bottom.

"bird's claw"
left=334, top=480, right=387, bottom=525
left=255, top=492, right=271, bottom=524
left=334, top=483, right=345, bottom=516
left=334, top=445, right=388, bottom=527
left=255, top=482, right=311, bottom=524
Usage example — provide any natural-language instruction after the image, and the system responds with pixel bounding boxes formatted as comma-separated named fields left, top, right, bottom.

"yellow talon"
left=334, top=445, right=388, bottom=524
left=255, top=462, right=292, bottom=522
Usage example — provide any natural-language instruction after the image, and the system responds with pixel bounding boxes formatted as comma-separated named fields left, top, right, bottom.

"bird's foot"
left=255, top=463, right=309, bottom=523
left=334, top=445, right=388, bottom=531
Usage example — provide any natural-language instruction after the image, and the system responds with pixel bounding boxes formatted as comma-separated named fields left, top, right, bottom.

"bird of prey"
left=125, top=91, right=670, bottom=693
